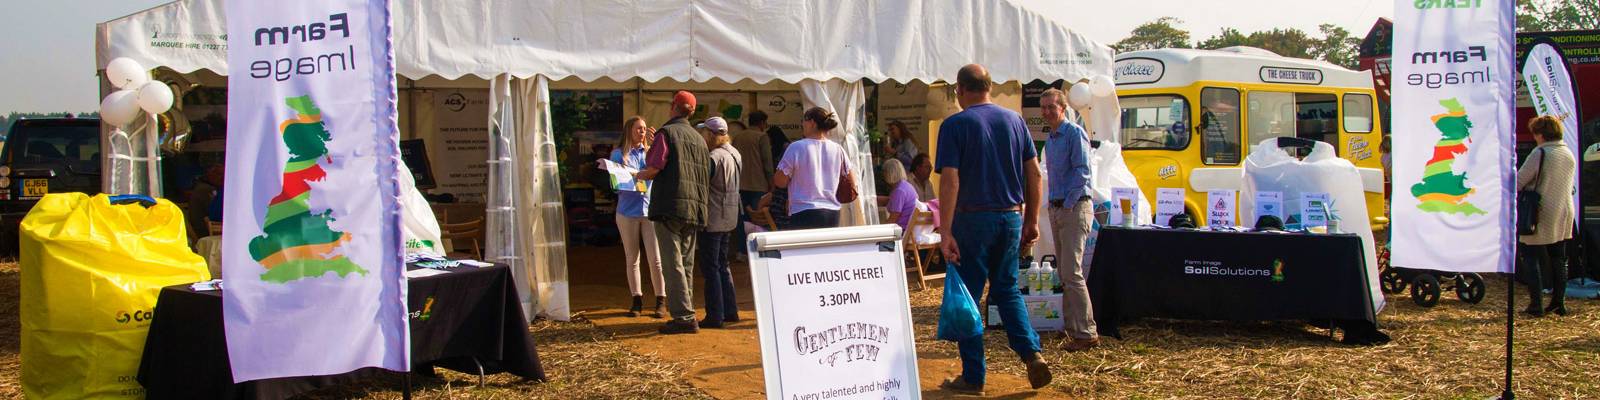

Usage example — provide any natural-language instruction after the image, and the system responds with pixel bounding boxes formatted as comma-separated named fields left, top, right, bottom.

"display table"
left=1087, top=227, right=1388, bottom=344
left=137, top=264, right=545, bottom=399
left=1580, top=218, right=1599, bottom=280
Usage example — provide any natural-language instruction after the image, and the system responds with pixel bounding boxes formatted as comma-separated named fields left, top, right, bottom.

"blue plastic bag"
left=936, top=263, right=984, bottom=341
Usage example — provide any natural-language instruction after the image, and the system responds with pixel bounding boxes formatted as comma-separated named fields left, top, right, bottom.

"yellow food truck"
left=1112, top=47, right=1388, bottom=228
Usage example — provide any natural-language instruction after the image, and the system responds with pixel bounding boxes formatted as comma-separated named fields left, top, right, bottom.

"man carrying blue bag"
left=934, top=64, right=1053, bottom=395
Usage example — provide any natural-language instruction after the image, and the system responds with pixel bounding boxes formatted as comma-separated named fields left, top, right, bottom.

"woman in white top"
left=773, top=107, right=855, bottom=230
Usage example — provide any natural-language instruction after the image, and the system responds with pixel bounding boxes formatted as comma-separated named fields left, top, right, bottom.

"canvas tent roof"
left=97, top=0, right=1114, bottom=85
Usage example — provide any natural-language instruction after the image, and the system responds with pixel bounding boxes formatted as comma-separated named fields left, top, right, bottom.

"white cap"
left=696, top=116, right=729, bottom=133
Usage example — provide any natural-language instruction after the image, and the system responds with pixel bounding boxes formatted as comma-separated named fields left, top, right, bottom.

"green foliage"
left=1192, top=25, right=1359, bottom=69
left=1121, top=19, right=1362, bottom=70
left=1113, top=17, right=1193, bottom=52
left=550, top=94, right=592, bottom=183
left=1313, top=24, right=1361, bottom=70
left=1518, top=0, right=1600, bottom=32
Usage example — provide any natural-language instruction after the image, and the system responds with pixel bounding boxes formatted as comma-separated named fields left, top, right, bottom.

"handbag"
left=1517, top=148, right=1545, bottom=236
left=836, top=171, right=859, bottom=204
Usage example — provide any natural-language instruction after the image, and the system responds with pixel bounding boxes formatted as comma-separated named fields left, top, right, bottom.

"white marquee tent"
left=98, top=0, right=1116, bottom=321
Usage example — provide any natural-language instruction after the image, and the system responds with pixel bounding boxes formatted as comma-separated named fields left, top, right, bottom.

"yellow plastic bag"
left=20, top=193, right=209, bottom=399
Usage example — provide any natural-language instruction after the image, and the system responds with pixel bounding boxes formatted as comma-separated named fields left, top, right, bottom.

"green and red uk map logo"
left=247, top=95, right=368, bottom=283
left=1409, top=98, right=1487, bottom=216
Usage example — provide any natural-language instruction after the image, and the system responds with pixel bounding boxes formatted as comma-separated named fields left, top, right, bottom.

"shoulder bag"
left=1517, top=148, right=1545, bottom=236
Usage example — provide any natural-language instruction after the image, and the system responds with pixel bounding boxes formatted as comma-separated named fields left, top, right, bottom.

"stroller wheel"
left=1381, top=268, right=1406, bottom=294
left=1410, top=274, right=1441, bottom=308
left=1455, top=273, right=1487, bottom=304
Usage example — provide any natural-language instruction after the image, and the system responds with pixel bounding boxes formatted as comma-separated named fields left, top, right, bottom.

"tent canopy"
left=96, top=0, right=1116, bottom=323
left=98, top=0, right=1114, bottom=85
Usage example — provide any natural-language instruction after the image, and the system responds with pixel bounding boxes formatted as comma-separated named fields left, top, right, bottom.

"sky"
left=0, top=0, right=1393, bottom=114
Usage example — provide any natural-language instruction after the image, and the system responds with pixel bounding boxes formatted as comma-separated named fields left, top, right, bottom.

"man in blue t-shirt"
left=934, top=64, right=1052, bottom=395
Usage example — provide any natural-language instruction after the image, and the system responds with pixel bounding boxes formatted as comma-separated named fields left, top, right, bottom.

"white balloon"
left=100, top=90, right=141, bottom=126
left=105, top=57, right=149, bottom=89
left=137, top=81, right=174, bottom=113
left=1067, top=83, right=1093, bottom=110
left=1090, top=75, right=1116, bottom=98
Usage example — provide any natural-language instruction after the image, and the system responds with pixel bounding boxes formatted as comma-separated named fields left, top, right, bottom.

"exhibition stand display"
left=96, top=0, right=1118, bottom=324
left=137, top=264, right=544, bottom=399
left=1088, top=227, right=1388, bottom=345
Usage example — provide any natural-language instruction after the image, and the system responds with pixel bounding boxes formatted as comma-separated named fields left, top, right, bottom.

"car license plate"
left=23, top=179, right=47, bottom=198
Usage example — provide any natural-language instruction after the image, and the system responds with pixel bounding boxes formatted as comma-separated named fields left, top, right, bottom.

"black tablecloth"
left=1580, top=218, right=1599, bottom=280
left=137, top=265, right=545, bottom=399
left=1088, top=227, right=1386, bottom=344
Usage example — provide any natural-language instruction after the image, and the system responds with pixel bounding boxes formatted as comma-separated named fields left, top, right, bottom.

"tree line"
left=1110, top=0, right=1596, bottom=69
left=0, top=112, right=100, bottom=138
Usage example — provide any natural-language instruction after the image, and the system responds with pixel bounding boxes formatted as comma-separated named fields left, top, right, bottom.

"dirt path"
left=567, top=245, right=1041, bottom=399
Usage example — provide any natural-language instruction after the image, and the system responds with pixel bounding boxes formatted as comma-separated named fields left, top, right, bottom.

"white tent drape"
left=800, top=79, right=877, bottom=227
left=489, top=75, right=570, bottom=321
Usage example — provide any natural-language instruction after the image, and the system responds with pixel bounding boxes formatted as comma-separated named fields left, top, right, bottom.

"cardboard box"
left=986, top=294, right=1065, bottom=332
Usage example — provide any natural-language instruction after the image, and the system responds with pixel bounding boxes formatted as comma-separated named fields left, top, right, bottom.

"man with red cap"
left=636, top=91, right=710, bottom=334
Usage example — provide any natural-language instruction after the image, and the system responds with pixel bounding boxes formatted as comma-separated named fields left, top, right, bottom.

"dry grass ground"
left=907, top=277, right=1600, bottom=399
left=2, top=255, right=1597, bottom=399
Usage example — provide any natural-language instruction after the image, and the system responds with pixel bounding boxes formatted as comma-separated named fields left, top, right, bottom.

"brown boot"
left=1023, top=353, right=1053, bottom=389
left=939, top=377, right=984, bottom=396
left=1063, top=337, right=1100, bottom=352
left=653, top=296, right=668, bottom=319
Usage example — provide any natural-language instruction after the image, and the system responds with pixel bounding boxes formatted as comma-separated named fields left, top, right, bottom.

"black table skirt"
left=1087, top=227, right=1386, bottom=344
left=137, top=265, right=545, bottom=400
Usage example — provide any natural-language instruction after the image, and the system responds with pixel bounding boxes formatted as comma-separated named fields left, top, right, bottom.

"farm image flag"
left=1390, top=0, right=1516, bottom=274
left=222, top=0, right=408, bottom=381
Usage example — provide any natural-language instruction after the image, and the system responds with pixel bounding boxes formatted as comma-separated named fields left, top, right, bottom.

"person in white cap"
left=695, top=117, right=743, bottom=328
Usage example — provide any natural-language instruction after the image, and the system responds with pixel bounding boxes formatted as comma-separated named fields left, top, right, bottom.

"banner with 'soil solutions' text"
left=1390, top=0, right=1516, bottom=274
left=223, top=0, right=408, bottom=382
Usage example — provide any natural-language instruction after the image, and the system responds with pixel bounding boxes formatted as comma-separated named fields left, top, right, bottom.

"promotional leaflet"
left=1255, top=191, right=1284, bottom=224
left=1300, top=192, right=1332, bottom=230
left=1207, top=190, right=1237, bottom=227
left=1110, top=187, right=1140, bottom=226
left=1155, top=188, right=1185, bottom=227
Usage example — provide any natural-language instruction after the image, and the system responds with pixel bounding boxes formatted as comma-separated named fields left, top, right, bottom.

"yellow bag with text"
left=20, top=193, right=209, bottom=399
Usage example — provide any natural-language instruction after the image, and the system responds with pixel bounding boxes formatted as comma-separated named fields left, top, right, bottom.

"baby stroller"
left=1378, top=244, right=1488, bottom=307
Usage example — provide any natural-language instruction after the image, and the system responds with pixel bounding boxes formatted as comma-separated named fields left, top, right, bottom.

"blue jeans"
left=697, top=231, right=738, bottom=322
left=951, top=211, right=1039, bottom=386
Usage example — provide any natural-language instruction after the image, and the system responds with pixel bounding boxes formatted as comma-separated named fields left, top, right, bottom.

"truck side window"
left=1344, top=94, right=1375, bottom=133
left=1199, top=87, right=1241, bottom=165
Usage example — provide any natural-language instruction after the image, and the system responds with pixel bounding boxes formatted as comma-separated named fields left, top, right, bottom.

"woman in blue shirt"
left=612, top=116, right=666, bottom=317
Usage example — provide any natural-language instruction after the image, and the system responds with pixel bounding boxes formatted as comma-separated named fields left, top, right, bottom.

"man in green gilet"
left=636, top=91, right=710, bottom=334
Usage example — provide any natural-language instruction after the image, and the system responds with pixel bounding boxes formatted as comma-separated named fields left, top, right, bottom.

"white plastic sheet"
left=1240, top=138, right=1383, bottom=313
left=399, top=168, right=446, bottom=255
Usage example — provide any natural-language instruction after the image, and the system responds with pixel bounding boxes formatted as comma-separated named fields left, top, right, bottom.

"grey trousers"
left=655, top=219, right=701, bottom=321
left=1049, top=199, right=1099, bottom=339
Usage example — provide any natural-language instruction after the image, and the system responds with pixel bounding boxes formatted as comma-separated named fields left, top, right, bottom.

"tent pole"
left=1502, top=270, right=1514, bottom=400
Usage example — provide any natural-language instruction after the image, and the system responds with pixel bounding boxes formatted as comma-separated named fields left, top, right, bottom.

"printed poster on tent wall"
left=430, top=89, right=490, bottom=203
left=756, top=92, right=805, bottom=139
left=1390, top=0, right=1517, bottom=274
left=222, top=0, right=409, bottom=382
